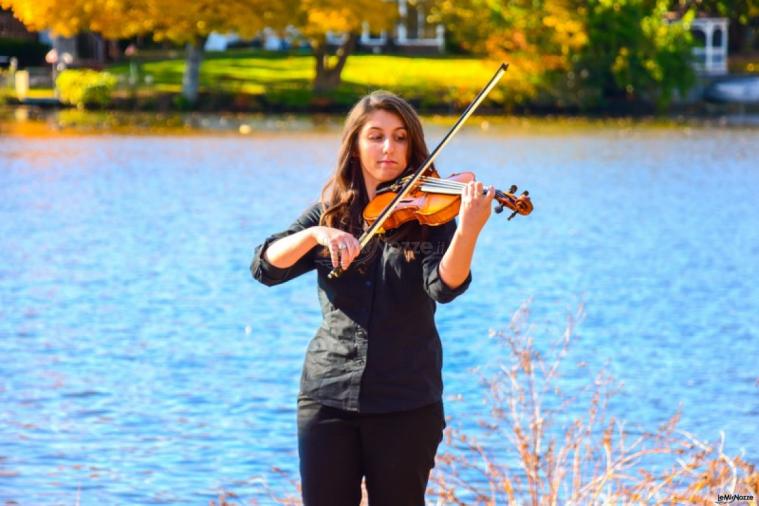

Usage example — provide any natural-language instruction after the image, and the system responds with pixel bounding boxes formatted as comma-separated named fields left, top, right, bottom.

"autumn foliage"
left=0, top=0, right=725, bottom=108
left=431, top=0, right=696, bottom=109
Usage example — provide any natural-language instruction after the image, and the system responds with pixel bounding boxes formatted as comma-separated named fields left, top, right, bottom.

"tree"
left=285, top=0, right=397, bottom=93
left=142, top=0, right=286, bottom=104
left=0, top=0, right=145, bottom=39
left=432, top=0, right=696, bottom=110
left=687, top=0, right=759, bottom=26
left=1, top=0, right=283, bottom=103
left=430, top=0, right=589, bottom=105
left=1, top=0, right=145, bottom=98
left=573, top=0, right=695, bottom=109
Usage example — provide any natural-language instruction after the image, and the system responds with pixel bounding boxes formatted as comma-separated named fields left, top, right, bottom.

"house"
left=690, top=17, right=728, bottom=75
left=357, top=0, right=444, bottom=54
left=668, top=12, right=729, bottom=75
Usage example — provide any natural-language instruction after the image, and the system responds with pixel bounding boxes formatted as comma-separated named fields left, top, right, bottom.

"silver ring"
left=338, top=243, right=347, bottom=250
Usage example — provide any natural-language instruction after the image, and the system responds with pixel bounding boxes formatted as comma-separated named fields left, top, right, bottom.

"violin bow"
left=328, top=62, right=509, bottom=279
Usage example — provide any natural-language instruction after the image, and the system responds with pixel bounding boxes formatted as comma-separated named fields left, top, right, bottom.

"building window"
left=691, top=28, right=706, bottom=47
left=713, top=28, right=723, bottom=47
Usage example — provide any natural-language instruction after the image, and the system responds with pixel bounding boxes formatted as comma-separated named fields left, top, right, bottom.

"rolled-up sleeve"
left=250, top=203, right=322, bottom=287
left=421, top=220, right=472, bottom=303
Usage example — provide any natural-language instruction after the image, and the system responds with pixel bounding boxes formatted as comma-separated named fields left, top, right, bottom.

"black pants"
left=297, top=397, right=446, bottom=506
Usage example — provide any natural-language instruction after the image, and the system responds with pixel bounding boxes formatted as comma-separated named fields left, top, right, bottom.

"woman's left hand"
left=458, top=180, right=495, bottom=238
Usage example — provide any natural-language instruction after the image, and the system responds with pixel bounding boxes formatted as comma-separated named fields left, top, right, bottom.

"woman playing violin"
left=251, top=90, right=496, bottom=506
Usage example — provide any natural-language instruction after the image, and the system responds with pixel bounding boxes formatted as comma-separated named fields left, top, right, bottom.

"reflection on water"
left=1, top=114, right=758, bottom=505
left=3, top=105, right=759, bottom=137
left=0, top=107, right=345, bottom=137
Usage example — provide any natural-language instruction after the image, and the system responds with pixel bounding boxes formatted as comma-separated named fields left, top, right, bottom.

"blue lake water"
left=1, top=117, right=758, bottom=504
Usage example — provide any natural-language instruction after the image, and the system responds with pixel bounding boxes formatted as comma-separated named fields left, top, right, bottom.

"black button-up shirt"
left=250, top=203, right=471, bottom=413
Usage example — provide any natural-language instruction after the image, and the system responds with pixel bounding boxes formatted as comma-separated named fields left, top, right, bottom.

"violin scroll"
left=493, top=184, right=533, bottom=220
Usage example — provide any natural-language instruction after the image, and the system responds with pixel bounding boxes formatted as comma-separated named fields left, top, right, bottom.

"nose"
left=382, top=138, right=394, bottom=154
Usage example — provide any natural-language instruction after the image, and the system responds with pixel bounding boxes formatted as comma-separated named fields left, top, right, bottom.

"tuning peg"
left=494, top=202, right=504, bottom=214
left=508, top=210, right=519, bottom=221
left=509, top=185, right=517, bottom=194
left=522, top=190, right=529, bottom=196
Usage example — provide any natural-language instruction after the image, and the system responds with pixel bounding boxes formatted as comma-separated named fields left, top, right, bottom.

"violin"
left=329, top=62, right=531, bottom=279
left=364, top=169, right=533, bottom=234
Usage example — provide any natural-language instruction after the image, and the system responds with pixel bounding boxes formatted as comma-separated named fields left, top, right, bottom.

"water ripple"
left=1, top=122, right=757, bottom=504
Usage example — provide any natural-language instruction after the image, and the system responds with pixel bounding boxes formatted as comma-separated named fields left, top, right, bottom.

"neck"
left=364, top=178, right=379, bottom=201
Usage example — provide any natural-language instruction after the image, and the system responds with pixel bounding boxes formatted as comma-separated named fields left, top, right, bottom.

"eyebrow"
left=366, top=126, right=407, bottom=131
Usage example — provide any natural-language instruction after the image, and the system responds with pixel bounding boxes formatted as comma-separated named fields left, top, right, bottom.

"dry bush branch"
left=429, top=303, right=758, bottom=506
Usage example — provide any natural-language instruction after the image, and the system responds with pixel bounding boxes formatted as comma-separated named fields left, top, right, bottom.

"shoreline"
left=6, top=93, right=759, bottom=116
left=3, top=102, right=759, bottom=138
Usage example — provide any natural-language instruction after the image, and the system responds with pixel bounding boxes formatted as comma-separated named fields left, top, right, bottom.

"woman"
left=250, top=90, right=494, bottom=506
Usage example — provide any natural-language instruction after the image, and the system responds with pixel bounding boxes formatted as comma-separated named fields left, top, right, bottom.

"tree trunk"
left=182, top=37, right=206, bottom=104
left=313, top=33, right=359, bottom=94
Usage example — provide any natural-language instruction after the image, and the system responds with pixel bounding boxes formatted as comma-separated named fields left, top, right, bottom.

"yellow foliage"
left=1, top=0, right=287, bottom=43
left=307, top=8, right=352, bottom=34
left=295, top=0, right=396, bottom=47
left=3, top=0, right=397, bottom=54
left=142, top=0, right=289, bottom=44
left=1, top=0, right=144, bottom=38
left=56, top=69, right=117, bottom=109
left=432, top=0, right=589, bottom=100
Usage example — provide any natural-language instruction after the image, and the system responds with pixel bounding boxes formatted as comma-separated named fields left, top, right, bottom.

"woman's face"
left=356, top=109, right=409, bottom=192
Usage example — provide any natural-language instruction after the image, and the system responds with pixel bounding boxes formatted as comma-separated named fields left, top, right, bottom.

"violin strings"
left=419, top=181, right=506, bottom=196
left=418, top=177, right=506, bottom=192
left=416, top=177, right=511, bottom=199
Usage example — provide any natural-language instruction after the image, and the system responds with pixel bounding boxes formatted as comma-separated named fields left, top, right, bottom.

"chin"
left=378, top=168, right=403, bottom=181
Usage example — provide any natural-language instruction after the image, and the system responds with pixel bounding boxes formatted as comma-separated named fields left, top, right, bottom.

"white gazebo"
left=690, top=17, right=729, bottom=75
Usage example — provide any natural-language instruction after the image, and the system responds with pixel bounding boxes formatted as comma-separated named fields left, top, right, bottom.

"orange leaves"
left=142, top=0, right=288, bottom=45
left=432, top=0, right=591, bottom=103
left=13, top=0, right=166, bottom=38
left=296, top=0, right=396, bottom=45
left=2, top=0, right=286, bottom=44
left=2, top=0, right=85, bottom=37
left=306, top=9, right=353, bottom=34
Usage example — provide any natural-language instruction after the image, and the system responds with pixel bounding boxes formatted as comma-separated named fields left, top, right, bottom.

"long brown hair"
left=320, top=90, right=432, bottom=235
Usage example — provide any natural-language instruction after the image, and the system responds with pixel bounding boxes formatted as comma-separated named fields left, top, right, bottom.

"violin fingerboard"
left=418, top=184, right=462, bottom=195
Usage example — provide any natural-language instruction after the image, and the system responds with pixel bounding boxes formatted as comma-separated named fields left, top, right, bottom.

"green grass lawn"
left=108, top=49, right=503, bottom=109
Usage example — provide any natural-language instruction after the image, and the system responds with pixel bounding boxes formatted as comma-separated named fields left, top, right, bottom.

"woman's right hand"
left=311, top=226, right=361, bottom=270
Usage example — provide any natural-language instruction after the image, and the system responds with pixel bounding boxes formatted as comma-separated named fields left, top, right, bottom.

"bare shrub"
left=429, top=302, right=758, bottom=505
